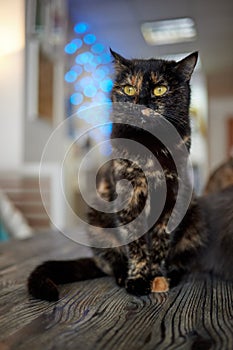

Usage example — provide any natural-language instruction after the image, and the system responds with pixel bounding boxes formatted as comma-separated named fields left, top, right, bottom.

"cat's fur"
left=204, top=156, right=233, bottom=194
left=28, top=50, right=233, bottom=301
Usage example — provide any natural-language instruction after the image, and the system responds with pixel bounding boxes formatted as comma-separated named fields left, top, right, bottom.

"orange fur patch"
left=151, top=276, right=169, bottom=293
left=151, top=72, right=158, bottom=84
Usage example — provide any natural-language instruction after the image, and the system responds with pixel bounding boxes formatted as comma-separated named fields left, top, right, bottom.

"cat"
left=204, top=155, right=233, bottom=194
left=28, top=50, right=233, bottom=301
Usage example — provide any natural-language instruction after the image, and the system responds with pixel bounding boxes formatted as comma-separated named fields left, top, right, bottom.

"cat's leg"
left=113, top=160, right=152, bottom=295
left=166, top=200, right=207, bottom=287
left=92, top=247, right=128, bottom=287
left=150, top=224, right=171, bottom=292
left=28, top=258, right=107, bottom=301
left=88, top=204, right=129, bottom=288
left=28, top=246, right=127, bottom=301
left=125, top=234, right=152, bottom=295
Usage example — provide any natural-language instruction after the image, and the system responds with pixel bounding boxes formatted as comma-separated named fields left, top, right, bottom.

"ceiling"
left=68, top=0, right=233, bottom=94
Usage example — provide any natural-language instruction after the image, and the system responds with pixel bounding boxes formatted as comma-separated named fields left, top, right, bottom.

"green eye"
left=124, top=85, right=136, bottom=96
left=153, top=85, right=167, bottom=96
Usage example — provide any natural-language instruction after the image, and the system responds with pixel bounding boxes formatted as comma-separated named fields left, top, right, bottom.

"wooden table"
left=0, top=231, right=233, bottom=350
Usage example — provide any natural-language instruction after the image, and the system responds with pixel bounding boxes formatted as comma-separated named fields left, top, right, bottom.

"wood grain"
left=0, top=231, right=233, bottom=349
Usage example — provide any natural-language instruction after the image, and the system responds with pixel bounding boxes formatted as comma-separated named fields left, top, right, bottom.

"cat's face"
left=110, top=50, right=198, bottom=130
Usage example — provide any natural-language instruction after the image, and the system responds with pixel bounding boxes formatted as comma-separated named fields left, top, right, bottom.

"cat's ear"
left=110, top=48, right=131, bottom=69
left=176, top=52, right=198, bottom=81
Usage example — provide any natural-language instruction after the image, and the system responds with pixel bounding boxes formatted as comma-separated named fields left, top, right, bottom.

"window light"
left=141, top=17, right=197, bottom=45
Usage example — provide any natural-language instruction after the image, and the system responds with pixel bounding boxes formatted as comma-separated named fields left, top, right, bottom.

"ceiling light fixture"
left=141, top=17, right=197, bottom=45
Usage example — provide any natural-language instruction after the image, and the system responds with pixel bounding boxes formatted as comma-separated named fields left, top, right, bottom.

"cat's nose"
left=137, top=96, right=150, bottom=107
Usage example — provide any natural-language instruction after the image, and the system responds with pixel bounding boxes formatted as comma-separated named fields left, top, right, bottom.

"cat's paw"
left=125, top=277, right=151, bottom=296
left=28, top=277, right=59, bottom=301
left=166, top=268, right=185, bottom=288
left=28, top=265, right=59, bottom=301
left=151, top=276, right=169, bottom=293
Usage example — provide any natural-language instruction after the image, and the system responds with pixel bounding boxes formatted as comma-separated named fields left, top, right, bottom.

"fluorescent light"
left=141, top=18, right=197, bottom=45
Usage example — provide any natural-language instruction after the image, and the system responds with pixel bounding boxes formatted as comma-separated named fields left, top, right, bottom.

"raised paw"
left=125, top=277, right=151, bottom=296
left=151, top=276, right=169, bottom=293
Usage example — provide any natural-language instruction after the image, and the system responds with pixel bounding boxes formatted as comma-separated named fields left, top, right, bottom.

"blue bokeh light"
left=91, top=43, right=105, bottom=54
left=65, top=21, right=114, bottom=128
left=100, top=78, right=113, bottom=93
left=65, top=70, right=78, bottom=83
left=72, top=38, right=83, bottom=49
left=84, top=34, right=96, bottom=45
left=92, top=55, right=102, bottom=66
left=77, top=103, right=92, bottom=115
left=75, top=51, right=94, bottom=65
left=95, top=91, right=108, bottom=103
left=84, top=85, right=97, bottom=98
left=100, top=123, right=113, bottom=136
left=70, top=92, right=84, bottom=105
left=74, top=22, right=88, bottom=34
left=84, top=62, right=97, bottom=73
left=101, top=53, right=112, bottom=64
left=74, top=82, right=82, bottom=92
left=64, top=42, right=79, bottom=54
left=79, top=76, right=95, bottom=88
left=92, top=67, right=106, bottom=81
left=71, top=65, right=83, bottom=76
left=101, top=66, right=111, bottom=75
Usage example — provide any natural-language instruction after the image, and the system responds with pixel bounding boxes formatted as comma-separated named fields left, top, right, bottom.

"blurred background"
left=0, top=0, right=232, bottom=241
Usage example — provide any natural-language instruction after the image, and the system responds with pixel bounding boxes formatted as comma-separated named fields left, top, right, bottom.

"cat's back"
left=197, top=185, right=233, bottom=279
left=200, top=184, right=233, bottom=232
left=204, top=157, right=233, bottom=194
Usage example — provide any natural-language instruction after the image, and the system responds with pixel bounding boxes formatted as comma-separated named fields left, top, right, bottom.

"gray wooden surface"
left=0, top=231, right=233, bottom=350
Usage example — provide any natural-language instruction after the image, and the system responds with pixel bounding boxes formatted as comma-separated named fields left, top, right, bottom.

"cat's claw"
left=125, top=277, right=151, bottom=296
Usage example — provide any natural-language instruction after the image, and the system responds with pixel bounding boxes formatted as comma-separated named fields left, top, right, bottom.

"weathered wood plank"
left=0, top=231, right=233, bottom=350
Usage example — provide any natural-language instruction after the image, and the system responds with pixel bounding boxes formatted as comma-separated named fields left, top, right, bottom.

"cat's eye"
left=124, top=85, right=136, bottom=96
left=153, top=86, right=167, bottom=96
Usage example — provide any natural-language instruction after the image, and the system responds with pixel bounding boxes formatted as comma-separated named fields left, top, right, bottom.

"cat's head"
left=110, top=49, right=198, bottom=135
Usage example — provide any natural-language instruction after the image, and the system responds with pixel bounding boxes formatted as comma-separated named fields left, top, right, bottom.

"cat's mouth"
left=111, top=102, right=168, bottom=132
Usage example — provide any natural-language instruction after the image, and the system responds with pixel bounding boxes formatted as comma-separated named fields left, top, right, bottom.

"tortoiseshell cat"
left=28, top=50, right=233, bottom=301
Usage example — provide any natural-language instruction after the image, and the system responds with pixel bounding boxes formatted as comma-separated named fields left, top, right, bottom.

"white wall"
left=209, top=97, right=233, bottom=171
left=0, top=0, right=25, bottom=170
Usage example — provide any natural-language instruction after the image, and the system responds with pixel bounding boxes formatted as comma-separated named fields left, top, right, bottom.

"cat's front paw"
left=125, top=277, right=151, bottom=296
left=166, top=268, right=185, bottom=288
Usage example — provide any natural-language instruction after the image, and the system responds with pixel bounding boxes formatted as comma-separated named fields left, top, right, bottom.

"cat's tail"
left=27, top=258, right=107, bottom=301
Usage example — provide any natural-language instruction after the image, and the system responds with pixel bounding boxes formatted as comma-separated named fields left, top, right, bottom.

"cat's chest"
left=129, top=156, right=177, bottom=185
